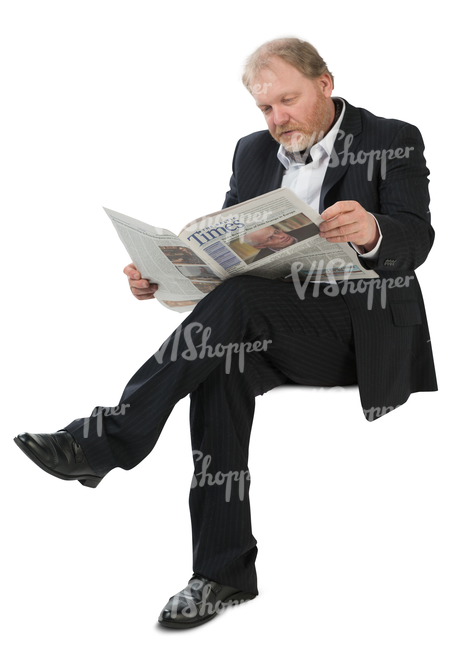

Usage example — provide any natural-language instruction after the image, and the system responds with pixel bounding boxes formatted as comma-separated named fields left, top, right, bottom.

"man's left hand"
left=319, top=201, right=379, bottom=252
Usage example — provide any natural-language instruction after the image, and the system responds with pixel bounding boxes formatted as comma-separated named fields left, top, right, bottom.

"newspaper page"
left=104, top=208, right=222, bottom=312
left=105, top=188, right=378, bottom=313
left=179, top=188, right=379, bottom=283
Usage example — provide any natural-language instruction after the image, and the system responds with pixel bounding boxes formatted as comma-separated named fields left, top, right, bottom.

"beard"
left=273, top=92, right=333, bottom=154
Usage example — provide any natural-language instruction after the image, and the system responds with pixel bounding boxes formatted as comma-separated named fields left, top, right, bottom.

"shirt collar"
left=277, top=98, right=346, bottom=170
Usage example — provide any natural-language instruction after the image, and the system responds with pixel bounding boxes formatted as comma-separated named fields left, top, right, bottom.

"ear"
left=317, top=73, right=333, bottom=98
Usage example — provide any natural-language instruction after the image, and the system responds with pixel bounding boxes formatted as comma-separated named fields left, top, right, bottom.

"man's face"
left=251, top=57, right=334, bottom=153
left=246, top=226, right=295, bottom=250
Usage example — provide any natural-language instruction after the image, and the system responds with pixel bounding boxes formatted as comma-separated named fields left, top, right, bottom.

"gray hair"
left=242, top=37, right=334, bottom=92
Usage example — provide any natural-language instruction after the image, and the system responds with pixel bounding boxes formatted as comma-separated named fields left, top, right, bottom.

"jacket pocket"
left=390, top=301, right=422, bottom=326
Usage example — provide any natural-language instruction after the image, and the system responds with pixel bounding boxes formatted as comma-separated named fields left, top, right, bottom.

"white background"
left=1, top=1, right=462, bottom=648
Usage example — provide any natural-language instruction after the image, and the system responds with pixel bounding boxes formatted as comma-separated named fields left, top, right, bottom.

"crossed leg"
left=64, top=276, right=357, bottom=591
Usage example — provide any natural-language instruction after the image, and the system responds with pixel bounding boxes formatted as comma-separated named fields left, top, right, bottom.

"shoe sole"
left=158, top=592, right=257, bottom=629
left=13, top=437, right=103, bottom=488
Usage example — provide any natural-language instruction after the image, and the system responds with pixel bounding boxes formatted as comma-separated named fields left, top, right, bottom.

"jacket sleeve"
left=222, top=139, right=242, bottom=209
left=362, top=123, right=435, bottom=272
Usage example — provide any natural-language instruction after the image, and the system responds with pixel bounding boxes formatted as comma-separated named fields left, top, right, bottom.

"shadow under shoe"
left=14, top=430, right=103, bottom=488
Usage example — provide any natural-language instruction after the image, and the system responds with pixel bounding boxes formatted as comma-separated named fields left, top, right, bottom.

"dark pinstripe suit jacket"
left=222, top=99, right=438, bottom=419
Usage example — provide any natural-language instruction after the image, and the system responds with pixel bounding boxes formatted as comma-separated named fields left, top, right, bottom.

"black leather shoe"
left=14, top=431, right=103, bottom=488
left=158, top=574, right=257, bottom=629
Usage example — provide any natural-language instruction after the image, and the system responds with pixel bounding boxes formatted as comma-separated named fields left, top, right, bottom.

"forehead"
left=251, top=57, right=310, bottom=104
left=258, top=226, right=277, bottom=236
left=249, top=225, right=274, bottom=239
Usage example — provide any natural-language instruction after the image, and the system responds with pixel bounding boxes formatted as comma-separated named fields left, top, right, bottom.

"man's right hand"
left=123, top=263, right=158, bottom=300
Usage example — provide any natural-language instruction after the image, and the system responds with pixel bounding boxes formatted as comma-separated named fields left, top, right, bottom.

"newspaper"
left=105, top=187, right=378, bottom=312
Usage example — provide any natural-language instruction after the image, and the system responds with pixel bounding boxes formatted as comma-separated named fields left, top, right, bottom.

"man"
left=14, top=37, right=437, bottom=629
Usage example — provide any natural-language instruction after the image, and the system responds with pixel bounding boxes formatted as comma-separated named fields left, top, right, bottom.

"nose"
left=271, top=106, right=290, bottom=126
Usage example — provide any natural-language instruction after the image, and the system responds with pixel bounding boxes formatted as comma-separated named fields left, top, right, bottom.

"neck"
left=326, top=98, right=341, bottom=134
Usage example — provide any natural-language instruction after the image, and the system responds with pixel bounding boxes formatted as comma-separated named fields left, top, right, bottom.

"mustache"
left=275, top=126, right=326, bottom=144
left=275, top=124, right=303, bottom=136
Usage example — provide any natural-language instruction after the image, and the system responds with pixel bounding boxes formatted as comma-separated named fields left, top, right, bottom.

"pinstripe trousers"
left=67, top=275, right=357, bottom=594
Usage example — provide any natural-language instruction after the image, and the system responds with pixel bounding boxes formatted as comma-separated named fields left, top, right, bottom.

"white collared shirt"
left=278, top=98, right=381, bottom=260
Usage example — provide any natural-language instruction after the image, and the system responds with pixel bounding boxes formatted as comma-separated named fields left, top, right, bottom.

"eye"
left=260, top=106, right=271, bottom=114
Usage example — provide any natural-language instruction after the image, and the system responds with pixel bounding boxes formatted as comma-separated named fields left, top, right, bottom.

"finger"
left=129, top=278, right=154, bottom=290
left=131, top=285, right=158, bottom=297
left=324, top=231, right=362, bottom=243
left=323, top=227, right=363, bottom=243
left=319, top=212, right=360, bottom=235
left=320, top=201, right=357, bottom=220
left=132, top=292, right=156, bottom=301
left=130, top=283, right=158, bottom=294
left=123, top=263, right=141, bottom=280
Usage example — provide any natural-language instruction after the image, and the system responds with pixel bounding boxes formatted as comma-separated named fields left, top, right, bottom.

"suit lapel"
left=256, top=142, right=284, bottom=197
left=319, top=100, right=363, bottom=212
